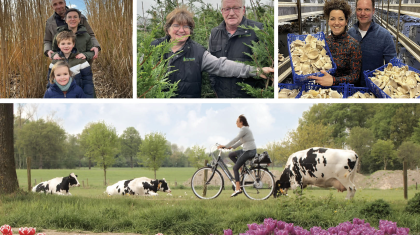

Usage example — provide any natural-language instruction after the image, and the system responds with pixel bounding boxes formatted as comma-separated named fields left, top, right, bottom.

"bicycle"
left=191, top=143, right=275, bottom=200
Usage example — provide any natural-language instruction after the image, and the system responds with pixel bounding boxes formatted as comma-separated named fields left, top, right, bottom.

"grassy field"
left=5, top=168, right=420, bottom=234
left=16, top=167, right=420, bottom=200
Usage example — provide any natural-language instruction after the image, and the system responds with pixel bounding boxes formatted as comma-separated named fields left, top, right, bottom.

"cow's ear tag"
left=158, top=182, right=162, bottom=188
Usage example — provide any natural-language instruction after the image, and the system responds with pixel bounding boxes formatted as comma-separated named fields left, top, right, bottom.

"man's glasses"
left=171, top=24, right=191, bottom=30
left=221, top=6, right=243, bottom=13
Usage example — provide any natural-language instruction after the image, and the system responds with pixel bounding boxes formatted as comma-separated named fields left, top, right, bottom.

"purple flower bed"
left=223, top=218, right=410, bottom=235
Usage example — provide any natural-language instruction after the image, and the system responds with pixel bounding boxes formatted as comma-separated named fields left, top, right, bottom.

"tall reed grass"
left=0, top=0, right=52, bottom=98
left=84, top=0, right=133, bottom=98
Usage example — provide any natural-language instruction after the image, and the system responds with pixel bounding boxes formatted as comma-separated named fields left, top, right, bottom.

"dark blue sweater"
left=44, top=79, right=86, bottom=98
left=348, top=19, right=397, bottom=86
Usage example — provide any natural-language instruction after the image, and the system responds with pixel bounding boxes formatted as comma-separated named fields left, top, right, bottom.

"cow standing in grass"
left=274, top=147, right=359, bottom=199
left=105, top=177, right=171, bottom=196
left=32, top=173, right=80, bottom=195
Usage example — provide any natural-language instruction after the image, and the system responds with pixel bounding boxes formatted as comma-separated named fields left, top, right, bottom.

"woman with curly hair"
left=308, top=0, right=362, bottom=86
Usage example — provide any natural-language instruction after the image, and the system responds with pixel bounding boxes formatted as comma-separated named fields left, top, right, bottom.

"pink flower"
left=0, top=225, right=12, bottom=235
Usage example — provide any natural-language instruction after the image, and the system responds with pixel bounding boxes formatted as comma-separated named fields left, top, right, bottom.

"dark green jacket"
left=52, top=24, right=94, bottom=61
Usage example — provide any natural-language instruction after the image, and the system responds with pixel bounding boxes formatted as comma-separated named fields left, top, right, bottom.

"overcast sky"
left=15, top=103, right=312, bottom=151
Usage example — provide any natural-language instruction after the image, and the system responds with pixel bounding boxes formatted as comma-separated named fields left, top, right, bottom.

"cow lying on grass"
left=105, top=177, right=171, bottom=196
left=274, top=147, right=359, bottom=199
left=32, top=173, right=80, bottom=195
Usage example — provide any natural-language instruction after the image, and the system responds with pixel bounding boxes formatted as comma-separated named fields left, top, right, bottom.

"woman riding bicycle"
left=218, top=114, right=256, bottom=197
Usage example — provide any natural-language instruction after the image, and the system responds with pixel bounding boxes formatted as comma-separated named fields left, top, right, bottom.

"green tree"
left=0, top=104, right=18, bottom=194
left=121, top=127, right=142, bottom=168
left=369, top=104, right=398, bottom=140
left=346, top=127, right=375, bottom=173
left=371, top=139, right=397, bottom=171
left=138, top=132, right=169, bottom=178
left=137, top=26, right=179, bottom=98
left=238, top=6, right=274, bottom=98
left=287, top=122, right=335, bottom=153
left=411, top=118, right=420, bottom=144
left=390, top=104, right=420, bottom=148
left=80, top=121, right=119, bottom=185
left=64, top=134, right=83, bottom=169
left=397, top=141, right=420, bottom=170
left=16, top=119, right=66, bottom=169
left=187, top=144, right=207, bottom=169
left=300, top=104, right=377, bottom=146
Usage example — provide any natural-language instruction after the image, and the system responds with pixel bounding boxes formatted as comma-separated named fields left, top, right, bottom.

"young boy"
left=47, top=31, right=95, bottom=98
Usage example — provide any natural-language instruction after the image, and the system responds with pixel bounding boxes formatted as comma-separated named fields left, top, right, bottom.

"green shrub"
left=360, top=199, right=391, bottom=218
left=405, top=192, right=420, bottom=214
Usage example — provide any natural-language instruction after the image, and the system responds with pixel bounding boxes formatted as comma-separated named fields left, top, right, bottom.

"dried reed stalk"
left=0, top=0, right=52, bottom=98
left=84, top=0, right=133, bottom=98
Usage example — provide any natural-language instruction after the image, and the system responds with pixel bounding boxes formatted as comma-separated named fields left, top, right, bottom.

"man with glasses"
left=208, top=0, right=264, bottom=98
left=44, top=0, right=101, bottom=60
left=348, top=0, right=396, bottom=87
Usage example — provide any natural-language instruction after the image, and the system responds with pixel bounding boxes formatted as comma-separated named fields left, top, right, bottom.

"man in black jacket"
left=208, top=0, right=264, bottom=98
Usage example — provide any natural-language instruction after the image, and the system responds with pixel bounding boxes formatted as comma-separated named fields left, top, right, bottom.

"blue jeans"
left=228, top=149, right=257, bottom=182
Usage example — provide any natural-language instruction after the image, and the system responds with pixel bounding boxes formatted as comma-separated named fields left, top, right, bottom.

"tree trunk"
left=104, top=164, right=107, bottom=186
left=0, top=104, right=19, bottom=194
left=131, top=156, right=133, bottom=168
left=89, top=158, right=91, bottom=170
left=154, top=169, right=156, bottom=179
left=39, top=154, right=43, bottom=169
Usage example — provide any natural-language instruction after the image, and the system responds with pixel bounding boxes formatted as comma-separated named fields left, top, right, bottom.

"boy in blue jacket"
left=47, top=30, right=95, bottom=98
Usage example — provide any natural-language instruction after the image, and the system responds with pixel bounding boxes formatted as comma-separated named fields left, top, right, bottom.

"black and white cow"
left=275, top=147, right=359, bottom=199
left=31, top=173, right=80, bottom=195
left=105, top=177, right=171, bottom=196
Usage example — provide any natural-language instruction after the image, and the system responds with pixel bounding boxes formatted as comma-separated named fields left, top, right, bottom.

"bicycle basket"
left=251, top=151, right=272, bottom=167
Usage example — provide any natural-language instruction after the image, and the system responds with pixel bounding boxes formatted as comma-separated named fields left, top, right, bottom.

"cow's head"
left=157, top=178, right=171, bottom=193
left=274, top=166, right=295, bottom=197
left=69, top=173, right=80, bottom=187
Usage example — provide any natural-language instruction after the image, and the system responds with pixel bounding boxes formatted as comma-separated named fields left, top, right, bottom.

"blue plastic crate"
left=363, top=57, right=420, bottom=99
left=346, top=84, right=376, bottom=98
left=287, top=32, right=337, bottom=84
left=296, top=83, right=347, bottom=99
left=278, top=83, right=302, bottom=98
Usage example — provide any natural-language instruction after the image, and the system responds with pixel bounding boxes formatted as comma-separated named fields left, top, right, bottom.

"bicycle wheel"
left=191, top=167, right=224, bottom=199
left=242, top=167, right=274, bottom=200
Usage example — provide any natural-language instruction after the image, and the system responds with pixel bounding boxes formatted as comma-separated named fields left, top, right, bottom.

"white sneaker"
left=231, top=190, right=242, bottom=197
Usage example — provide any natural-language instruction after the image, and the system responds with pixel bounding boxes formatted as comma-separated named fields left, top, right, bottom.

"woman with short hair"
left=308, top=0, right=362, bottom=86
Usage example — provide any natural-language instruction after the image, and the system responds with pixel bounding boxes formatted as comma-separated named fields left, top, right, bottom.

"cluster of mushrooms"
left=300, top=88, right=343, bottom=99
left=290, top=34, right=333, bottom=75
left=369, top=63, right=420, bottom=98
left=278, top=87, right=300, bottom=98
left=348, top=91, right=376, bottom=99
